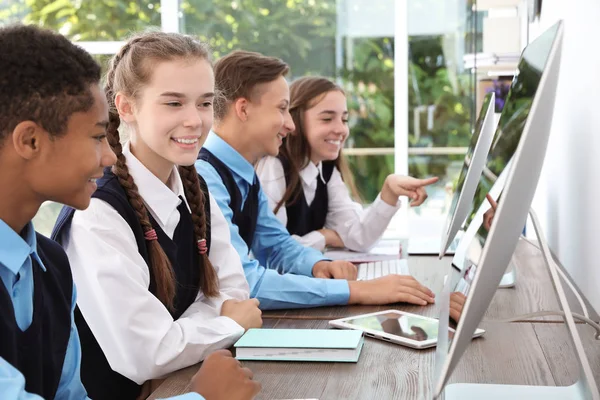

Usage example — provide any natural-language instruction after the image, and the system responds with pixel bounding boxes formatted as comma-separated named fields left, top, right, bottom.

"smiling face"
left=119, top=57, right=215, bottom=176
left=302, top=90, right=349, bottom=164
left=243, top=75, right=295, bottom=161
left=29, top=84, right=116, bottom=210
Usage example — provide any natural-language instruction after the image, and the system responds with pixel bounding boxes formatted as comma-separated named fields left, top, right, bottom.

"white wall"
left=530, top=0, right=600, bottom=315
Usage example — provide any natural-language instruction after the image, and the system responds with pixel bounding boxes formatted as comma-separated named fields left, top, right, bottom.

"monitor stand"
left=499, top=257, right=517, bottom=288
left=452, top=254, right=517, bottom=288
left=445, top=381, right=590, bottom=399
left=443, top=209, right=600, bottom=400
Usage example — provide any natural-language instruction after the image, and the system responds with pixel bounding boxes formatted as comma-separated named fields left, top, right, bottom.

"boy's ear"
left=115, top=92, right=135, bottom=123
left=11, top=121, right=47, bottom=160
left=234, top=98, right=249, bottom=122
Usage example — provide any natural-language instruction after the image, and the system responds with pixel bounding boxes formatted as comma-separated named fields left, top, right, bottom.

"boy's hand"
left=348, top=275, right=435, bottom=305
left=191, top=350, right=261, bottom=400
left=312, top=260, right=357, bottom=280
left=449, top=291, right=467, bottom=323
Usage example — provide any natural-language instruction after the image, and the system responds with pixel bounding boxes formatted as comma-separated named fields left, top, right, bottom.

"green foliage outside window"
left=1, top=0, right=475, bottom=204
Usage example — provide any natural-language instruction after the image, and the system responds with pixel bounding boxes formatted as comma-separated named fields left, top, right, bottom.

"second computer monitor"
left=438, top=92, right=496, bottom=258
left=434, top=21, right=569, bottom=398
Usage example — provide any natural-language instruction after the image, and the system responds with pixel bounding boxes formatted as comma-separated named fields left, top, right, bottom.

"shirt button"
left=13, top=288, right=19, bottom=297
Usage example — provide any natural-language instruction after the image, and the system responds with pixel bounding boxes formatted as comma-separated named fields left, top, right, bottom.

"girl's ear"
left=233, top=97, right=249, bottom=122
left=115, top=92, right=136, bottom=124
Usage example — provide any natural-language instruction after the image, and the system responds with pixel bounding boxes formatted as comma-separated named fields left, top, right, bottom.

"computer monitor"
left=448, top=15, right=566, bottom=275
left=438, top=92, right=497, bottom=258
left=434, top=21, right=598, bottom=399
left=462, top=21, right=566, bottom=234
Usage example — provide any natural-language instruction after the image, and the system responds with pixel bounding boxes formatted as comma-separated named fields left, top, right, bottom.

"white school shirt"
left=61, top=142, right=249, bottom=384
left=256, top=156, right=401, bottom=252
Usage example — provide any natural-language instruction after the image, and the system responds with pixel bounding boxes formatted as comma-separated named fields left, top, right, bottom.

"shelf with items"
left=464, top=52, right=519, bottom=76
left=475, top=76, right=513, bottom=119
left=466, top=53, right=515, bottom=117
left=476, top=0, right=529, bottom=62
left=477, top=0, right=522, bottom=11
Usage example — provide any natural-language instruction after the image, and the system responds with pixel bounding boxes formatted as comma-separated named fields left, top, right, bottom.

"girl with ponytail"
left=52, top=31, right=262, bottom=400
left=257, top=76, right=439, bottom=252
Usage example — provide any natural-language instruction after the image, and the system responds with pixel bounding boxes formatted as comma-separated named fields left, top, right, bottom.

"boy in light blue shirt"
left=196, top=50, right=435, bottom=310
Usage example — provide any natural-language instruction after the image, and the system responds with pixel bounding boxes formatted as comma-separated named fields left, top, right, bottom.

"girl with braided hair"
left=52, top=31, right=262, bottom=400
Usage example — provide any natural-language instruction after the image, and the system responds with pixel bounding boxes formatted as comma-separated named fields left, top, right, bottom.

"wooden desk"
left=266, top=240, right=564, bottom=321
left=149, top=240, right=600, bottom=400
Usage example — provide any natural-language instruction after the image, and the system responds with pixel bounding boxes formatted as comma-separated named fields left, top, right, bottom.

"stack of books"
left=234, top=329, right=364, bottom=363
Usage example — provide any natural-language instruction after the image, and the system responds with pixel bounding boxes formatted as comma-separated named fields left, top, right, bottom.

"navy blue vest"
left=0, top=234, right=73, bottom=400
left=198, top=148, right=259, bottom=251
left=51, top=168, right=212, bottom=400
left=279, top=156, right=335, bottom=237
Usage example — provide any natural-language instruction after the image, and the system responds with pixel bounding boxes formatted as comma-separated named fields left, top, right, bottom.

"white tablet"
left=329, top=310, right=485, bottom=350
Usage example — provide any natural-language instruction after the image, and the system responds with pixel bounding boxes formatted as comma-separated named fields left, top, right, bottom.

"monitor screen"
left=444, top=92, right=494, bottom=235
left=346, top=313, right=440, bottom=342
left=436, top=21, right=564, bottom=396
left=463, top=22, right=561, bottom=231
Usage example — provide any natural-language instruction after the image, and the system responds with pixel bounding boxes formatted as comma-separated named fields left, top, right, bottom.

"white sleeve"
left=291, top=232, right=326, bottom=251
left=62, top=198, right=245, bottom=384
left=255, top=156, right=288, bottom=225
left=257, top=156, right=326, bottom=250
left=325, top=167, right=401, bottom=252
left=203, top=193, right=250, bottom=305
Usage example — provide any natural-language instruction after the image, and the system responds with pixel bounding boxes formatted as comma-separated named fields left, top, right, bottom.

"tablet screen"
left=344, top=313, right=439, bottom=342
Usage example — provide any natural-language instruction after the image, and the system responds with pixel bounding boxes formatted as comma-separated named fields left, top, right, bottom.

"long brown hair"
left=275, top=76, right=361, bottom=214
left=105, top=31, right=219, bottom=310
left=213, top=50, right=289, bottom=121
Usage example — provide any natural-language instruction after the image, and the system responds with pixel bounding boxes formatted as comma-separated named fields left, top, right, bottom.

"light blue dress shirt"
left=195, top=131, right=351, bottom=310
left=0, top=219, right=88, bottom=400
left=0, top=219, right=203, bottom=400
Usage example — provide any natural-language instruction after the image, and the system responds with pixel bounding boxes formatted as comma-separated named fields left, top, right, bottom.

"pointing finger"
left=417, top=176, right=439, bottom=187
left=486, top=193, right=498, bottom=210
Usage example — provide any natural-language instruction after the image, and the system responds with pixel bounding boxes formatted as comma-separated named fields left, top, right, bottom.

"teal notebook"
left=234, top=329, right=364, bottom=362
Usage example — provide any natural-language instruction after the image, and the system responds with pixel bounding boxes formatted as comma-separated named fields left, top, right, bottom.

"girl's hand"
left=483, top=193, right=498, bottom=231
left=220, top=299, right=263, bottom=330
left=318, top=228, right=344, bottom=248
left=381, top=175, right=439, bottom=207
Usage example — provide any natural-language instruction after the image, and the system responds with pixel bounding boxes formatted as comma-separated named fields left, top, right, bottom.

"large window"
left=401, top=0, right=478, bottom=237
left=0, top=0, right=161, bottom=39
left=2, top=0, right=481, bottom=240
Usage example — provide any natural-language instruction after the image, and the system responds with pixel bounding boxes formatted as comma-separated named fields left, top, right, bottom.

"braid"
left=179, top=166, right=219, bottom=298
left=104, top=41, right=176, bottom=311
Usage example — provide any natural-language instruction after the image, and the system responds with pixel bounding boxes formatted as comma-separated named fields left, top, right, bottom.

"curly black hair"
left=0, top=24, right=101, bottom=144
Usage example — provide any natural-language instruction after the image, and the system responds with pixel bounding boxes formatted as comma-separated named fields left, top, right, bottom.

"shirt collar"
left=122, top=142, right=191, bottom=227
left=300, top=160, right=325, bottom=186
left=203, top=131, right=256, bottom=185
left=0, top=220, right=46, bottom=275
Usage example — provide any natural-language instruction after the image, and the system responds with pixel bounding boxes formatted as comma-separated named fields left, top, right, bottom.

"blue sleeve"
left=196, top=160, right=350, bottom=310
left=54, top=285, right=89, bottom=400
left=164, top=394, right=204, bottom=399
left=252, top=189, right=326, bottom=276
left=0, top=358, right=45, bottom=400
